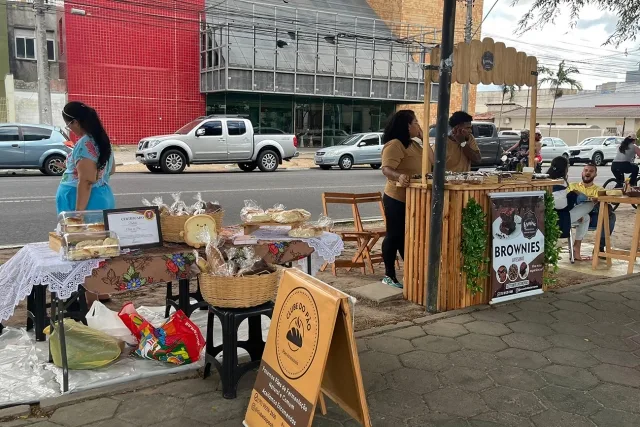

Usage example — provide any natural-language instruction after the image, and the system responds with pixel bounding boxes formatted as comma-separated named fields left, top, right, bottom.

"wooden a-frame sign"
left=244, top=269, right=371, bottom=427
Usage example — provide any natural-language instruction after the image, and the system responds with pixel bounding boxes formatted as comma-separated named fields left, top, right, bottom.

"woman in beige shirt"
left=380, top=110, right=423, bottom=288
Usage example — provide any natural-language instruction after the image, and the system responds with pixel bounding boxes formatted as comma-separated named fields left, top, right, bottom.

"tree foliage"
left=512, top=0, right=640, bottom=46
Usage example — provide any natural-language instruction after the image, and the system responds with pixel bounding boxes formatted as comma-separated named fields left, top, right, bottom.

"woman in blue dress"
left=56, top=102, right=116, bottom=214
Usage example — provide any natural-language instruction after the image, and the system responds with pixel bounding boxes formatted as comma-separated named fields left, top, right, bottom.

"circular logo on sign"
left=276, top=287, right=320, bottom=380
left=482, top=51, right=494, bottom=71
left=144, top=210, right=155, bottom=220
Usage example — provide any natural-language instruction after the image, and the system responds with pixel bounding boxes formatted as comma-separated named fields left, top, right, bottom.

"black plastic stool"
left=203, top=302, right=274, bottom=399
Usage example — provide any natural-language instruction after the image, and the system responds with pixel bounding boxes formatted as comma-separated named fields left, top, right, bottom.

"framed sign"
left=103, top=207, right=163, bottom=249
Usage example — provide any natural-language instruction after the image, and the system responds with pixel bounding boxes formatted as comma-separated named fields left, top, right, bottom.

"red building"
left=59, top=0, right=205, bottom=145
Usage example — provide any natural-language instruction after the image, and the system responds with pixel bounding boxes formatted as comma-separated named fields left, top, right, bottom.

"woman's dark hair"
left=547, top=156, right=569, bottom=180
left=383, top=110, right=416, bottom=148
left=619, top=136, right=637, bottom=154
left=62, top=102, right=111, bottom=170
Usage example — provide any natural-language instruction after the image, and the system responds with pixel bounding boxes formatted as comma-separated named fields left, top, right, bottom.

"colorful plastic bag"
left=44, top=319, right=122, bottom=370
left=118, top=302, right=151, bottom=341
left=87, top=301, right=137, bottom=346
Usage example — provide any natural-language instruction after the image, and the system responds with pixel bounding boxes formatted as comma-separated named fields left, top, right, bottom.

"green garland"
left=461, top=198, right=489, bottom=295
left=543, top=192, right=562, bottom=284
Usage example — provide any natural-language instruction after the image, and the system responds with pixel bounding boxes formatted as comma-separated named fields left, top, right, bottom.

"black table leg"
left=175, top=279, right=207, bottom=317
left=34, top=287, right=48, bottom=341
left=50, top=293, right=69, bottom=393
left=307, top=255, right=312, bottom=275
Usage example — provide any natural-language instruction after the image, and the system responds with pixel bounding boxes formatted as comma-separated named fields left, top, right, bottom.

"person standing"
left=611, top=135, right=640, bottom=187
left=56, top=102, right=116, bottom=214
left=380, top=110, right=423, bottom=288
left=426, top=111, right=481, bottom=172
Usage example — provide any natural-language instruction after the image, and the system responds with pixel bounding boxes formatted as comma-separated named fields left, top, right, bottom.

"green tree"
left=513, top=0, right=637, bottom=45
left=497, top=84, right=518, bottom=131
left=636, top=128, right=640, bottom=141
left=537, top=61, right=582, bottom=136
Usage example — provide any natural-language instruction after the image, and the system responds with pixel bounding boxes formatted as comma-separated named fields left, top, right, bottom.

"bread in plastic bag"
left=44, top=319, right=122, bottom=370
left=241, top=200, right=271, bottom=223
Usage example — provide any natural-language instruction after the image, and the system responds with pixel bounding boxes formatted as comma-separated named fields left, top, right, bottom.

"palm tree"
left=538, top=61, right=583, bottom=136
left=497, top=84, right=518, bottom=131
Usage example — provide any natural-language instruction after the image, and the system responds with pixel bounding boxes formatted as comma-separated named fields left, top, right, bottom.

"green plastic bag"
left=44, top=319, right=122, bottom=370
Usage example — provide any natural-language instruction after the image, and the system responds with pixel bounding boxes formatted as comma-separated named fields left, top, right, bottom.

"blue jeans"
left=56, top=184, right=116, bottom=214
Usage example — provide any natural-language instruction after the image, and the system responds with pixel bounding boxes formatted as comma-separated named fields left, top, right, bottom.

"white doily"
left=249, top=228, right=344, bottom=263
left=0, top=243, right=103, bottom=323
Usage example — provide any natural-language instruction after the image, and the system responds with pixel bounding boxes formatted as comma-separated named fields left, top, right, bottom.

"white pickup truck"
left=135, top=116, right=299, bottom=173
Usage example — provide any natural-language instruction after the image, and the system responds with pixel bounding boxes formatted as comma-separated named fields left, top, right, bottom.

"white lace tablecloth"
left=0, top=243, right=103, bottom=323
left=248, top=227, right=344, bottom=275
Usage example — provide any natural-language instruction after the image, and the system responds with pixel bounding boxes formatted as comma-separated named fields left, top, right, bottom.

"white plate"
left=492, top=215, right=522, bottom=240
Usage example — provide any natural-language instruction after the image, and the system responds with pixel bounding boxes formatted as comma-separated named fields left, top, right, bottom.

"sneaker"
left=382, top=276, right=403, bottom=289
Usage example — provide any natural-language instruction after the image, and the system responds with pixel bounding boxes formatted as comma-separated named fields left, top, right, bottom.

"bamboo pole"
left=529, top=79, right=538, bottom=168
left=422, top=68, right=432, bottom=183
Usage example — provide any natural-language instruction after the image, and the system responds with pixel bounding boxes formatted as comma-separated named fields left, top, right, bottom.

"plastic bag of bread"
left=196, top=226, right=226, bottom=275
left=169, top=192, right=189, bottom=216
left=271, top=208, right=312, bottom=224
left=241, top=200, right=271, bottom=223
left=288, top=215, right=333, bottom=238
left=265, top=204, right=286, bottom=217
left=606, top=189, right=623, bottom=196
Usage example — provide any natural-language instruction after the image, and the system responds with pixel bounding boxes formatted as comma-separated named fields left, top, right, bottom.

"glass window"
left=360, top=135, right=380, bottom=146
left=227, top=120, right=247, bottom=136
left=323, top=99, right=353, bottom=146
left=476, top=124, right=494, bottom=138
left=260, top=95, right=293, bottom=135
left=47, top=40, right=55, bottom=61
left=16, top=38, right=25, bottom=58
left=587, top=138, right=606, bottom=146
left=554, top=139, right=567, bottom=147
left=295, top=98, right=323, bottom=148
left=0, top=126, right=20, bottom=142
left=22, top=126, right=52, bottom=141
left=26, top=38, right=35, bottom=59
left=199, top=121, right=222, bottom=136
left=176, top=120, right=202, bottom=134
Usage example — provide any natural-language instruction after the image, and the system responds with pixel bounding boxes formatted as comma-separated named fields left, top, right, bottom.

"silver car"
left=314, top=133, right=384, bottom=170
left=540, top=137, right=570, bottom=162
left=0, top=123, right=71, bottom=175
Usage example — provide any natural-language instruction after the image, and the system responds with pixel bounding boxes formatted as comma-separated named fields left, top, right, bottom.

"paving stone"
left=361, top=370, right=388, bottom=394
left=589, top=408, right=640, bottom=427
left=512, top=310, right=557, bottom=325
left=0, top=419, right=39, bottom=427
left=546, top=334, right=597, bottom=352
left=422, top=322, right=469, bottom=338
left=464, top=320, right=513, bottom=336
left=137, top=419, right=204, bottom=427
left=589, top=383, right=640, bottom=413
left=589, top=322, right=635, bottom=338
left=310, top=417, right=342, bottom=427
left=624, top=300, right=640, bottom=311
left=349, top=282, right=403, bottom=303
left=140, top=377, right=219, bottom=398
left=496, top=348, right=550, bottom=370
left=552, top=300, right=596, bottom=314
left=26, top=423, right=62, bottom=427
left=412, top=335, right=462, bottom=353
left=358, top=351, right=402, bottom=374
left=366, top=335, right=415, bottom=355
left=400, top=350, right=453, bottom=372
left=517, top=301, right=559, bottom=313
left=621, top=291, right=640, bottom=301
left=385, top=367, right=440, bottom=394
left=471, top=310, right=517, bottom=324
left=551, top=310, right=595, bottom=325
left=182, top=392, right=249, bottom=423
left=507, top=321, right=555, bottom=337
left=387, top=326, right=426, bottom=340
left=493, top=304, right=521, bottom=314
left=590, top=364, right=640, bottom=387
left=589, top=334, right=640, bottom=351
left=540, top=365, right=600, bottom=391
left=347, top=411, right=402, bottom=427
left=543, top=348, right=599, bottom=368
left=488, top=366, right=546, bottom=391
left=0, top=405, right=30, bottom=419
left=441, top=314, right=476, bottom=324
left=587, top=291, right=628, bottom=303
left=536, top=386, right=601, bottom=416
left=50, top=398, right=120, bottom=427
left=480, top=386, right=545, bottom=417
left=320, top=399, right=352, bottom=423
left=587, top=299, right=629, bottom=313
left=531, top=409, right=596, bottom=427
left=549, top=321, right=594, bottom=337
left=406, top=413, right=469, bottom=427
left=502, top=333, right=552, bottom=352
left=366, top=389, right=430, bottom=420
left=555, top=293, right=594, bottom=303
left=425, top=387, right=488, bottom=418
left=439, top=366, right=494, bottom=392
left=456, top=333, right=508, bottom=353
left=448, top=350, right=499, bottom=371
left=589, top=347, right=640, bottom=367
left=470, top=411, right=534, bottom=427
left=356, top=339, right=368, bottom=353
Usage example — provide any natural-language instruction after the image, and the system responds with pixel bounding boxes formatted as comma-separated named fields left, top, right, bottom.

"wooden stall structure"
left=405, top=38, right=547, bottom=310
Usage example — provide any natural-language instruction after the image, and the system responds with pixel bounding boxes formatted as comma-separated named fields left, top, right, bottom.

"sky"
left=478, top=0, right=640, bottom=91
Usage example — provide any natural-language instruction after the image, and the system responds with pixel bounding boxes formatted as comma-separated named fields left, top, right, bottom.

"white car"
left=569, top=136, right=624, bottom=166
left=540, top=137, right=570, bottom=162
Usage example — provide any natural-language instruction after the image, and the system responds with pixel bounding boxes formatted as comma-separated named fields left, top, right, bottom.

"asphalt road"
left=0, top=165, right=616, bottom=246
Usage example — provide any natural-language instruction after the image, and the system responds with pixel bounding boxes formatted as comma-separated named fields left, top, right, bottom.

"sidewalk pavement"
left=5, top=276, right=640, bottom=426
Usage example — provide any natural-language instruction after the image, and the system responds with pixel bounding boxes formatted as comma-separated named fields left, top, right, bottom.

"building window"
left=15, top=37, right=55, bottom=61
left=430, top=83, right=439, bottom=103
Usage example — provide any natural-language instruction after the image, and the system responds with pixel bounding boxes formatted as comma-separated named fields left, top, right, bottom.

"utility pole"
left=34, top=0, right=52, bottom=125
left=460, top=0, right=473, bottom=112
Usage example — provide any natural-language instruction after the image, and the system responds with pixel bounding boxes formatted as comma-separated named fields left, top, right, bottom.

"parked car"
left=540, top=137, right=570, bottom=162
left=0, top=123, right=71, bottom=176
left=136, top=116, right=299, bottom=173
left=314, top=133, right=383, bottom=170
left=569, top=136, right=624, bottom=166
left=430, top=122, right=520, bottom=168
left=498, top=130, right=521, bottom=137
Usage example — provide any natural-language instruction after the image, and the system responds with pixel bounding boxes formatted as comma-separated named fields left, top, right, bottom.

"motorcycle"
left=497, top=151, right=542, bottom=173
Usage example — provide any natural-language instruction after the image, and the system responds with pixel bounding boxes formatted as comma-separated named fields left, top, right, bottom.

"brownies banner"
left=489, top=191, right=545, bottom=304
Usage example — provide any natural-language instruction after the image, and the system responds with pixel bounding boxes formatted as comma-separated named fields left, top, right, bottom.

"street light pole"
left=460, top=0, right=473, bottom=112
left=34, top=0, right=53, bottom=125
left=426, top=0, right=457, bottom=313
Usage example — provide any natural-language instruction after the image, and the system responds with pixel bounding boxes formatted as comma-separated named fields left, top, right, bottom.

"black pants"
left=382, top=194, right=405, bottom=279
left=611, top=161, right=639, bottom=186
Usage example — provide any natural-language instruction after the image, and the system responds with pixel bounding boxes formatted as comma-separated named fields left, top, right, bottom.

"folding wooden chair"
left=321, top=192, right=388, bottom=274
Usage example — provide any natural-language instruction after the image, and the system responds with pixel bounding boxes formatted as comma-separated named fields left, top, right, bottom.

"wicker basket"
left=160, top=211, right=224, bottom=243
left=199, top=266, right=282, bottom=308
